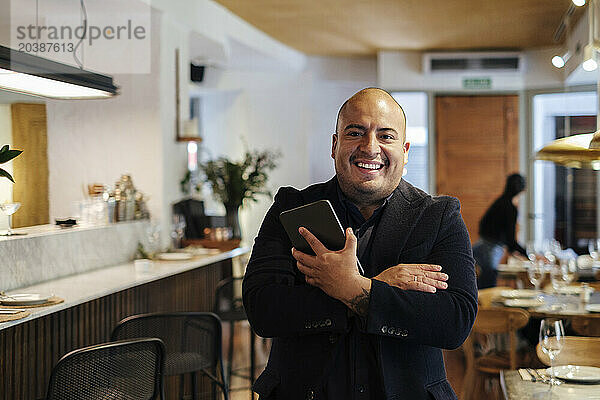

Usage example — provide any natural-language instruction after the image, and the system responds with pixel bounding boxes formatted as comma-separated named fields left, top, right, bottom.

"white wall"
left=158, top=12, right=192, bottom=247
left=45, top=9, right=163, bottom=231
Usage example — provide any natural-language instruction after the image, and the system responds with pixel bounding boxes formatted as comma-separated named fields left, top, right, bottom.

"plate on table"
left=585, top=304, right=600, bottom=313
left=497, top=264, right=526, bottom=272
left=0, top=293, right=52, bottom=306
left=552, top=285, right=585, bottom=295
left=500, top=289, right=539, bottom=299
left=503, top=298, right=544, bottom=308
left=547, top=365, right=600, bottom=383
left=157, top=252, right=193, bottom=261
left=181, top=247, right=220, bottom=256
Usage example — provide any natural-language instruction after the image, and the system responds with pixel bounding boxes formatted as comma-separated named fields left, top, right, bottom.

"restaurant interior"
left=1, top=0, right=600, bottom=399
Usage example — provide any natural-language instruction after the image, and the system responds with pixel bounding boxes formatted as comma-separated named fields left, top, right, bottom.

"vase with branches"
left=200, top=149, right=279, bottom=239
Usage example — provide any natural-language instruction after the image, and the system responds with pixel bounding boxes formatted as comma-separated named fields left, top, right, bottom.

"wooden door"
left=11, top=103, right=49, bottom=228
left=436, top=95, right=519, bottom=242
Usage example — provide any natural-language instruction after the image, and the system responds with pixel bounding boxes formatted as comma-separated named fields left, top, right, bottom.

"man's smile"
left=355, top=161, right=383, bottom=170
left=351, top=157, right=387, bottom=175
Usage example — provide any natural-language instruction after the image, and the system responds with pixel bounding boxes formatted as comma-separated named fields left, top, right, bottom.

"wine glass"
left=146, top=220, right=161, bottom=254
left=588, top=239, right=600, bottom=266
left=527, top=260, right=545, bottom=292
left=0, top=202, right=21, bottom=236
left=559, top=258, right=577, bottom=286
left=550, top=264, right=567, bottom=292
left=526, top=241, right=539, bottom=262
left=541, top=239, right=558, bottom=265
left=170, top=214, right=186, bottom=249
left=539, top=319, right=565, bottom=388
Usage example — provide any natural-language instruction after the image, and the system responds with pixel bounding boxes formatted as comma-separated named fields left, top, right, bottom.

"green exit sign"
left=463, top=78, right=492, bottom=89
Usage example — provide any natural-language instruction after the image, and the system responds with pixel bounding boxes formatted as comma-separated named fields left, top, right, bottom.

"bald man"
left=243, top=88, right=477, bottom=400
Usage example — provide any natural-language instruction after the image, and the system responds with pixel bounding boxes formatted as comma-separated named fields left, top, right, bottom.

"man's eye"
left=347, top=131, right=361, bottom=137
left=380, top=134, right=395, bottom=140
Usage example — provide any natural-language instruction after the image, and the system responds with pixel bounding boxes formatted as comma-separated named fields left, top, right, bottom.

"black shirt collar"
left=335, top=179, right=392, bottom=229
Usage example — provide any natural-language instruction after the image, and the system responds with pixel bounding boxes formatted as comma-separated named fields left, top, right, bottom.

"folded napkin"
left=518, top=369, right=533, bottom=381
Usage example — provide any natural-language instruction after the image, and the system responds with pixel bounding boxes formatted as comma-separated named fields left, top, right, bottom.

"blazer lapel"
left=371, top=180, right=425, bottom=270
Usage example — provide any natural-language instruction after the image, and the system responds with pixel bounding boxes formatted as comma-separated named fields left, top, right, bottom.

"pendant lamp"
left=535, top=131, right=600, bottom=169
left=0, top=45, right=118, bottom=99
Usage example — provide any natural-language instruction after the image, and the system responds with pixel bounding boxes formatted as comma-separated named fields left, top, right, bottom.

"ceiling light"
left=583, top=45, right=598, bottom=71
left=551, top=51, right=571, bottom=68
left=572, top=0, right=586, bottom=6
left=0, top=45, right=118, bottom=99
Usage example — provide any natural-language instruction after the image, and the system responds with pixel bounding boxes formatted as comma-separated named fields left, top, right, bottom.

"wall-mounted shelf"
left=176, top=136, right=203, bottom=143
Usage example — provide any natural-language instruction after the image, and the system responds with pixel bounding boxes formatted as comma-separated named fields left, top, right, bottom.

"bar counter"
left=0, top=247, right=250, bottom=399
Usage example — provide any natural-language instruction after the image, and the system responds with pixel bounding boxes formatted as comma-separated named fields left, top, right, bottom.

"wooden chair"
left=570, top=316, right=600, bottom=337
left=477, top=286, right=512, bottom=308
left=462, top=307, right=530, bottom=400
left=536, top=336, right=600, bottom=367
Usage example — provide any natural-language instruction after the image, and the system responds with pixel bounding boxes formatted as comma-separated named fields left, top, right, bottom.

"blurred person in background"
left=473, top=173, right=527, bottom=289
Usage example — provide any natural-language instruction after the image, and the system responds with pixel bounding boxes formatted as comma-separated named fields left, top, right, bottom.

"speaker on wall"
left=190, top=64, right=205, bottom=82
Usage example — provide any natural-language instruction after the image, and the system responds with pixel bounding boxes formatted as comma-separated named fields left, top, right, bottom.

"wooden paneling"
left=214, top=0, right=575, bottom=56
left=436, top=95, right=520, bottom=242
left=0, top=259, right=230, bottom=399
left=10, top=103, right=49, bottom=228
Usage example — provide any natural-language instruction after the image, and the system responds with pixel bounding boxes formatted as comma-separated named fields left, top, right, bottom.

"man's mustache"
left=349, top=152, right=389, bottom=166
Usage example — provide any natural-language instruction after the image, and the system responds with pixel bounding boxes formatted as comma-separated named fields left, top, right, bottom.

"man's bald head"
left=331, top=87, right=410, bottom=209
left=335, top=88, right=407, bottom=141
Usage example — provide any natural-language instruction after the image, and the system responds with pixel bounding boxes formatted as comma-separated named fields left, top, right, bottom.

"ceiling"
left=214, top=0, right=579, bottom=56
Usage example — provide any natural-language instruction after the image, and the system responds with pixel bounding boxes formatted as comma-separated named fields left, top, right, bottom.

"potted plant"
left=0, top=145, right=22, bottom=182
left=200, top=149, right=279, bottom=239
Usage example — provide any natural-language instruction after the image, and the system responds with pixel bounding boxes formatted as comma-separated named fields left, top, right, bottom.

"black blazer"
left=243, top=177, right=478, bottom=400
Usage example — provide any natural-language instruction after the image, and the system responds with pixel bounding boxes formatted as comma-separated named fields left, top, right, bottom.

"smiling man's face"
left=332, top=89, right=409, bottom=207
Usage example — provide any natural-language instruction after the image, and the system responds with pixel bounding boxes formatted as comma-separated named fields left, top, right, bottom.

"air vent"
left=423, top=52, right=524, bottom=74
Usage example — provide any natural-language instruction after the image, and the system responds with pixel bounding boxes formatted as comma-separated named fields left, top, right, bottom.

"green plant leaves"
left=0, top=145, right=23, bottom=183
left=200, top=149, right=280, bottom=208
left=0, top=145, right=22, bottom=164
left=0, top=168, right=15, bottom=183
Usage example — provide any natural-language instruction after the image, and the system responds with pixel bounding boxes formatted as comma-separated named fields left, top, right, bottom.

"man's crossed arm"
left=292, top=226, right=448, bottom=317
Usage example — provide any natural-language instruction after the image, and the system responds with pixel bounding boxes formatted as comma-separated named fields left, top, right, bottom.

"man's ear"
left=403, top=142, right=410, bottom=163
left=331, top=133, right=338, bottom=159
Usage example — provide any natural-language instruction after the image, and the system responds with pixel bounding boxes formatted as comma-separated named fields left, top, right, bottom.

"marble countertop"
left=0, top=246, right=250, bottom=331
left=0, top=220, right=146, bottom=242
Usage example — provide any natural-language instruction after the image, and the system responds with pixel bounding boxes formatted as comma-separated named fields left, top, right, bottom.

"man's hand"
left=292, top=227, right=371, bottom=316
left=373, top=264, right=448, bottom=293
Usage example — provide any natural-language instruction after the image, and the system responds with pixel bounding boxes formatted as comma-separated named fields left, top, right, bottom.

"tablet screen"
left=279, top=199, right=346, bottom=255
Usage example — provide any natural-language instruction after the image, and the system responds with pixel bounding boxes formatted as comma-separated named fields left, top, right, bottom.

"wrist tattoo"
left=348, top=287, right=370, bottom=317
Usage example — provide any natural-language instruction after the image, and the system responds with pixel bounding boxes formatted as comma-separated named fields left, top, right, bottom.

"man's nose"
left=359, top=133, right=379, bottom=155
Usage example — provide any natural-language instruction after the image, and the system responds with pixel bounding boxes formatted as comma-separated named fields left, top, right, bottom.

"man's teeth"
left=356, top=162, right=382, bottom=170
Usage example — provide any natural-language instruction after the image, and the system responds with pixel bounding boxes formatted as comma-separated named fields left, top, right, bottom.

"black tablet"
left=279, top=199, right=346, bottom=255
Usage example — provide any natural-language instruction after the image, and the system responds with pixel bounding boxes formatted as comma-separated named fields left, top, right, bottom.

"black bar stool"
left=112, top=312, right=229, bottom=400
left=46, top=338, right=165, bottom=400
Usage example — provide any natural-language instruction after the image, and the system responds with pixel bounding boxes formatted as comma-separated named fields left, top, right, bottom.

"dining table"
left=497, top=263, right=599, bottom=282
left=491, top=288, right=600, bottom=319
left=500, top=369, right=600, bottom=400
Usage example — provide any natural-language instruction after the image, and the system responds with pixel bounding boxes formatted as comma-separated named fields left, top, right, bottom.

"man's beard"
left=337, top=176, right=394, bottom=208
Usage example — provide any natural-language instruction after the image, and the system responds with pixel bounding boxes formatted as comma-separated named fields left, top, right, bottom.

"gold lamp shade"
left=535, top=131, right=600, bottom=169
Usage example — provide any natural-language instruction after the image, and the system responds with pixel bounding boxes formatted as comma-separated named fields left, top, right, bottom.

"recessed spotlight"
left=552, top=51, right=571, bottom=68
left=572, top=0, right=586, bottom=6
